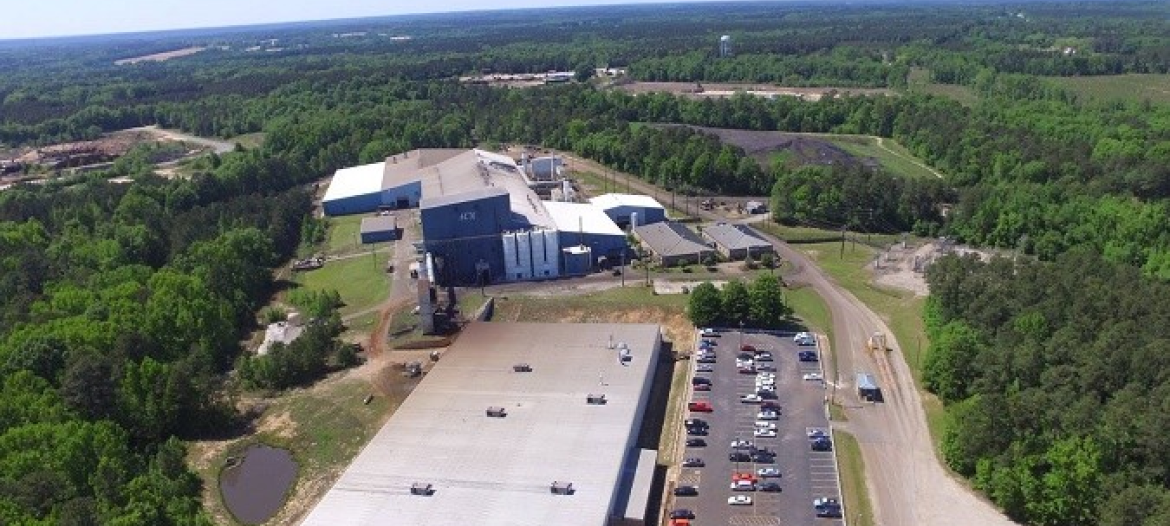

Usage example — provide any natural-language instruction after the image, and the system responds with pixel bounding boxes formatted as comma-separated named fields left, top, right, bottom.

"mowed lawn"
left=822, top=135, right=943, bottom=180
left=324, top=215, right=366, bottom=255
left=295, top=254, right=391, bottom=316
left=1047, top=74, right=1170, bottom=104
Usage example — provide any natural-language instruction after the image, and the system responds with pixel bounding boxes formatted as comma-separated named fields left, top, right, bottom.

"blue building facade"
left=421, top=188, right=512, bottom=285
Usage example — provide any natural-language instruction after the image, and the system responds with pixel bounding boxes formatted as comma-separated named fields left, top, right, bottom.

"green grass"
left=324, top=215, right=366, bottom=255
left=906, top=68, right=979, bottom=107
left=1046, top=74, right=1170, bottom=105
left=786, top=285, right=831, bottom=336
left=823, top=135, right=942, bottom=180
left=834, top=430, right=875, bottom=526
left=228, top=132, right=267, bottom=149
left=296, top=255, right=391, bottom=316
left=756, top=222, right=902, bottom=247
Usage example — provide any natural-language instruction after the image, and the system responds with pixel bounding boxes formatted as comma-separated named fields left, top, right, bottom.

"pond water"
left=219, top=444, right=297, bottom=525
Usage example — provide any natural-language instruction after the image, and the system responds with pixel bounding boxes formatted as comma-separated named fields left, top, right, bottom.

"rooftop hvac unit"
left=410, top=483, right=434, bottom=496
left=586, top=394, right=607, bottom=405
left=550, top=481, right=574, bottom=495
left=485, top=406, right=507, bottom=418
left=513, top=363, right=533, bottom=372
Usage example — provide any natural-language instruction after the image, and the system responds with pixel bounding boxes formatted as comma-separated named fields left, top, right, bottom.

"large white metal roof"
left=542, top=201, right=625, bottom=237
left=322, top=162, right=388, bottom=201
left=589, top=193, right=665, bottom=211
left=300, top=322, right=662, bottom=526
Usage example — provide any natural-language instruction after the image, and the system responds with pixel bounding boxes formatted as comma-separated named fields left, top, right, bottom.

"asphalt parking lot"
left=673, top=330, right=844, bottom=526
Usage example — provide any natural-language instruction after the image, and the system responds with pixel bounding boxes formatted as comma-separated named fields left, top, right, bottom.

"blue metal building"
left=421, top=188, right=512, bottom=285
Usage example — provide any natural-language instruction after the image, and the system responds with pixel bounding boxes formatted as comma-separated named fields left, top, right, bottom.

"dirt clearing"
left=115, top=46, right=206, bottom=65
left=615, top=81, right=892, bottom=101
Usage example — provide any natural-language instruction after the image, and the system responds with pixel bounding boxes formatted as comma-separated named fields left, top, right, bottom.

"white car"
left=757, top=410, right=779, bottom=420
left=756, top=372, right=776, bottom=379
left=754, top=428, right=777, bottom=438
left=803, top=373, right=824, bottom=381
left=758, top=467, right=782, bottom=478
left=756, top=384, right=776, bottom=393
left=730, top=481, right=756, bottom=491
left=807, top=428, right=829, bottom=439
left=740, top=394, right=762, bottom=404
left=730, top=439, right=754, bottom=448
left=755, top=421, right=777, bottom=430
left=728, top=495, right=754, bottom=506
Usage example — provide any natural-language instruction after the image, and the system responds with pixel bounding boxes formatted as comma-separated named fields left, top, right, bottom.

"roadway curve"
left=562, top=152, right=1015, bottom=526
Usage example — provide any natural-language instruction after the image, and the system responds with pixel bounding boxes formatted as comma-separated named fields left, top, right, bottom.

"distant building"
left=633, top=221, right=714, bottom=267
left=719, top=35, right=733, bottom=58
left=702, top=223, right=774, bottom=261
left=257, top=312, right=305, bottom=355
left=589, top=193, right=666, bottom=229
left=360, top=215, right=399, bottom=244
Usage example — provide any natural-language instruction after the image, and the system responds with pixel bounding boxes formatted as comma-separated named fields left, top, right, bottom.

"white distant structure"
left=257, top=312, right=305, bottom=355
left=720, top=35, right=733, bottom=58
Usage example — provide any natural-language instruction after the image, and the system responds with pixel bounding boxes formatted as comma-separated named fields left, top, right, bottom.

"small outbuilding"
left=633, top=221, right=714, bottom=267
left=590, top=193, right=667, bottom=228
left=857, top=372, right=881, bottom=402
left=702, top=223, right=774, bottom=261
left=360, top=215, right=399, bottom=244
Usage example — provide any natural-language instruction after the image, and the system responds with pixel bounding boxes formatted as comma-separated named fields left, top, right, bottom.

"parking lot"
left=671, top=330, right=844, bottom=526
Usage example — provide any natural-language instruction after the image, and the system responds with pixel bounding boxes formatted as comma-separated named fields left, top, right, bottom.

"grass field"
left=755, top=222, right=903, bottom=247
left=228, top=132, right=267, bottom=149
left=834, top=430, right=875, bottom=526
left=906, top=68, right=979, bottom=107
left=324, top=215, right=365, bottom=255
left=823, top=136, right=943, bottom=180
left=295, top=253, right=391, bottom=316
left=1047, top=74, right=1170, bottom=104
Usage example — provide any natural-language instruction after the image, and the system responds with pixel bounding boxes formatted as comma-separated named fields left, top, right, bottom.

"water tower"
left=719, top=35, right=733, bottom=58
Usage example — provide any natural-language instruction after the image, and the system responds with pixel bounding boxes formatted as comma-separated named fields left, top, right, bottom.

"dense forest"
left=0, top=1, right=1167, bottom=524
left=925, top=251, right=1170, bottom=526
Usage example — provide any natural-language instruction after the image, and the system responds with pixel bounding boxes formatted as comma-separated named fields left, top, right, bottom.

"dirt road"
left=131, top=125, right=237, bottom=154
left=561, top=151, right=1013, bottom=526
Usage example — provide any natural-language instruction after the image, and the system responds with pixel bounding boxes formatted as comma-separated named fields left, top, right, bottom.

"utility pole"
left=840, top=225, right=847, bottom=259
left=620, top=250, right=626, bottom=287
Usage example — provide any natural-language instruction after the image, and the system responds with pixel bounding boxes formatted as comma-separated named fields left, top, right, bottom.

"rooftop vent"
left=486, top=406, right=507, bottom=418
left=513, top=363, right=533, bottom=372
left=410, top=482, right=434, bottom=496
left=550, top=481, right=575, bottom=495
left=586, top=394, right=607, bottom=405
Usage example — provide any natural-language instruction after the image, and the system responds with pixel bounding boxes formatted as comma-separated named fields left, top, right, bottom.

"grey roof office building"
left=702, top=223, right=774, bottom=260
left=300, top=322, right=663, bottom=526
left=633, top=221, right=715, bottom=266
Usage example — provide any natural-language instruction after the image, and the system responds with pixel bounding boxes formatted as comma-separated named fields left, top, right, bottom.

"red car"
left=688, top=401, right=714, bottom=412
left=741, top=344, right=757, bottom=353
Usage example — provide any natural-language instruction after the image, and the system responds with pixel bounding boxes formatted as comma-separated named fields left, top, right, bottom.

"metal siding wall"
left=323, top=192, right=383, bottom=216
left=421, top=193, right=511, bottom=285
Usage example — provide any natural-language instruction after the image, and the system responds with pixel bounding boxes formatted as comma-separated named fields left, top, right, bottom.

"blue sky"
left=8, top=0, right=723, bottom=40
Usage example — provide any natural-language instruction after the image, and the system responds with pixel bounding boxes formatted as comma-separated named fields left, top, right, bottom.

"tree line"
left=687, top=275, right=792, bottom=330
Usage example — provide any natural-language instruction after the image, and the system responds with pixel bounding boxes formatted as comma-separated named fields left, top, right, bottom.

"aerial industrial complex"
left=321, top=149, right=666, bottom=284
left=300, top=322, right=664, bottom=526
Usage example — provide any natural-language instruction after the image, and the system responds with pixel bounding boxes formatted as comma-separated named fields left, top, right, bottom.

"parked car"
left=759, top=482, right=783, bottom=492
left=741, top=344, right=756, bottom=353
left=731, top=472, right=758, bottom=483
left=697, top=356, right=717, bottom=363
left=811, top=437, right=833, bottom=451
left=752, top=453, right=776, bottom=463
left=686, top=427, right=708, bottom=436
left=755, top=421, right=777, bottom=430
left=688, top=401, right=714, bottom=412
left=756, top=363, right=776, bottom=372
left=730, top=480, right=756, bottom=491
left=756, top=384, right=776, bottom=393
left=670, top=509, right=696, bottom=520
left=699, top=328, right=719, bottom=337
left=794, top=332, right=816, bottom=345
left=682, top=458, right=705, bottom=468
left=729, top=451, right=751, bottom=462
left=814, top=497, right=843, bottom=517
left=692, top=377, right=712, bottom=386
left=686, top=438, right=707, bottom=447
left=701, top=338, right=718, bottom=346
left=757, top=390, right=778, bottom=399
left=754, top=428, right=777, bottom=438
left=685, top=418, right=709, bottom=428
left=740, top=394, right=762, bottom=404
left=756, top=352, right=773, bottom=361
left=803, top=372, right=824, bottom=381
left=695, top=363, right=715, bottom=372
left=761, top=400, right=782, bottom=410
left=757, top=410, right=779, bottom=420
left=738, top=366, right=756, bottom=374
left=798, top=351, right=818, bottom=362
left=807, top=428, right=828, bottom=439
left=673, top=485, right=698, bottom=496
left=728, top=495, right=753, bottom=506
left=694, top=383, right=711, bottom=392
left=758, top=467, right=782, bottom=478
left=730, top=439, right=754, bottom=449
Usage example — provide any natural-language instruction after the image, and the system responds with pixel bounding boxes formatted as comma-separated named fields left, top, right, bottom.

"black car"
left=697, top=356, right=717, bottom=363
left=686, top=427, right=708, bottom=436
left=798, top=351, right=818, bottom=362
left=670, top=509, right=696, bottom=520
left=691, top=377, right=711, bottom=386
left=752, top=453, right=776, bottom=464
left=673, top=485, right=699, bottom=496
left=759, top=482, right=783, bottom=492
left=737, top=352, right=754, bottom=360
left=686, top=438, right=707, bottom=447
left=685, top=418, right=709, bottom=428
left=682, top=457, right=705, bottom=467
left=811, top=437, right=833, bottom=451
left=757, top=390, right=778, bottom=400
left=814, top=498, right=843, bottom=517
left=729, top=452, right=751, bottom=462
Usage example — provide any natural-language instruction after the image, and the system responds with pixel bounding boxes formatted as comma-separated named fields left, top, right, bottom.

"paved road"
left=562, top=152, right=1014, bottom=526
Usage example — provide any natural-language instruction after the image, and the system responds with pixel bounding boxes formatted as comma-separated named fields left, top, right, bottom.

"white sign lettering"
left=460, top=211, right=477, bottom=221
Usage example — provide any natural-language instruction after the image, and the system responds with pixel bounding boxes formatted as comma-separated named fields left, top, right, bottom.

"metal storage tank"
left=532, top=229, right=560, bottom=279
left=516, top=229, right=534, bottom=281
left=563, top=245, right=593, bottom=276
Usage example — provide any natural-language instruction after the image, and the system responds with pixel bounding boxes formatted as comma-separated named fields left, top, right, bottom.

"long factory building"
left=300, top=322, right=664, bottom=526
left=321, top=149, right=664, bottom=284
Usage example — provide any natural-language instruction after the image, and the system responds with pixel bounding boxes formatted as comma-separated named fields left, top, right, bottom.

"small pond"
left=219, top=444, right=297, bottom=525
